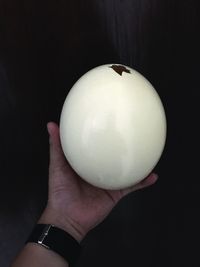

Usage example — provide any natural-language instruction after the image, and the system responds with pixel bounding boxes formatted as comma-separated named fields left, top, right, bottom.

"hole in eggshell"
left=110, top=64, right=131, bottom=76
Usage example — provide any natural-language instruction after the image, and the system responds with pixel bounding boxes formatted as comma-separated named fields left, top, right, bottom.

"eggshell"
left=60, top=64, right=167, bottom=190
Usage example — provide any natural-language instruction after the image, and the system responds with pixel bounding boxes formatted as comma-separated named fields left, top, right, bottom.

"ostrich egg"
left=60, top=64, right=167, bottom=190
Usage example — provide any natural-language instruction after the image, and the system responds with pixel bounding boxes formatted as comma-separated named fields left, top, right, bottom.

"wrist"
left=38, top=208, right=86, bottom=243
left=25, top=224, right=81, bottom=266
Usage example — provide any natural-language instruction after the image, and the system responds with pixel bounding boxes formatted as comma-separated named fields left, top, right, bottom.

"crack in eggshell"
left=110, top=64, right=131, bottom=76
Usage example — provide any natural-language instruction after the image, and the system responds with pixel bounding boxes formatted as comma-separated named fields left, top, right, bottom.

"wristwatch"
left=26, top=224, right=81, bottom=266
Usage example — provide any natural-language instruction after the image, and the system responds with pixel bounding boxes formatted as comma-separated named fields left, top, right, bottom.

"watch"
left=26, top=224, right=81, bottom=266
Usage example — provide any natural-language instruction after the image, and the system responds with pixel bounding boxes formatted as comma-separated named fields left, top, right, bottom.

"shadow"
left=0, top=1, right=119, bottom=265
left=0, top=0, right=119, bottom=210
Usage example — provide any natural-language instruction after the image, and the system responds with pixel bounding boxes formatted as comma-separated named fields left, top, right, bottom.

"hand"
left=39, top=122, right=158, bottom=242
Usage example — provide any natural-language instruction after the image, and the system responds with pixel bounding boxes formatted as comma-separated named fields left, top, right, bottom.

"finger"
left=47, top=122, right=68, bottom=171
left=122, top=173, right=158, bottom=196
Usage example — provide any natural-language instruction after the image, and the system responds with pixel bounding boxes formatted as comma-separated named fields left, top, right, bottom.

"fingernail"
left=153, top=173, right=159, bottom=180
left=141, top=173, right=158, bottom=186
left=47, top=123, right=52, bottom=144
left=151, top=173, right=159, bottom=184
left=47, top=123, right=51, bottom=134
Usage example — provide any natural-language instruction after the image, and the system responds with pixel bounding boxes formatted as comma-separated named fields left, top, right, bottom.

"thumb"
left=47, top=122, right=67, bottom=171
left=122, top=173, right=158, bottom=196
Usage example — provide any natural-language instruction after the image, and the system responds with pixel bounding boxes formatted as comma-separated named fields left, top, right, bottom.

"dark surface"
left=0, top=1, right=200, bottom=266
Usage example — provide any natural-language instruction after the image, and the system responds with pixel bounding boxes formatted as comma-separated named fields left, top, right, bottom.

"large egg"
left=60, top=64, right=167, bottom=190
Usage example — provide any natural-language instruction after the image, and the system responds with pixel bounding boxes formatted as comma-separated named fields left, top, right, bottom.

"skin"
left=11, top=122, right=158, bottom=267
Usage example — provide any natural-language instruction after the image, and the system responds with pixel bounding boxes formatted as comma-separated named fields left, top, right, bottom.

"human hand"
left=39, top=122, right=158, bottom=242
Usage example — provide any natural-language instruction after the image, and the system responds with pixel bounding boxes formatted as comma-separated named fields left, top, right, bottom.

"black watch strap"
left=26, top=224, right=81, bottom=266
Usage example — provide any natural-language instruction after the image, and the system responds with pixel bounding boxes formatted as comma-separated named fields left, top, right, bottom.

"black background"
left=0, top=1, right=200, bottom=266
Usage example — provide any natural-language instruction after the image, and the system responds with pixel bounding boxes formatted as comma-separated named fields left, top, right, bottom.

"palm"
left=49, top=160, right=123, bottom=233
left=47, top=122, right=157, bottom=238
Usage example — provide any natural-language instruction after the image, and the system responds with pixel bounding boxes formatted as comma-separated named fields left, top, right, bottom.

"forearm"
left=11, top=243, right=69, bottom=267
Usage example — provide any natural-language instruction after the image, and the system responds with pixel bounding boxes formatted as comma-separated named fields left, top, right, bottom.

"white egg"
left=60, top=64, right=167, bottom=190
